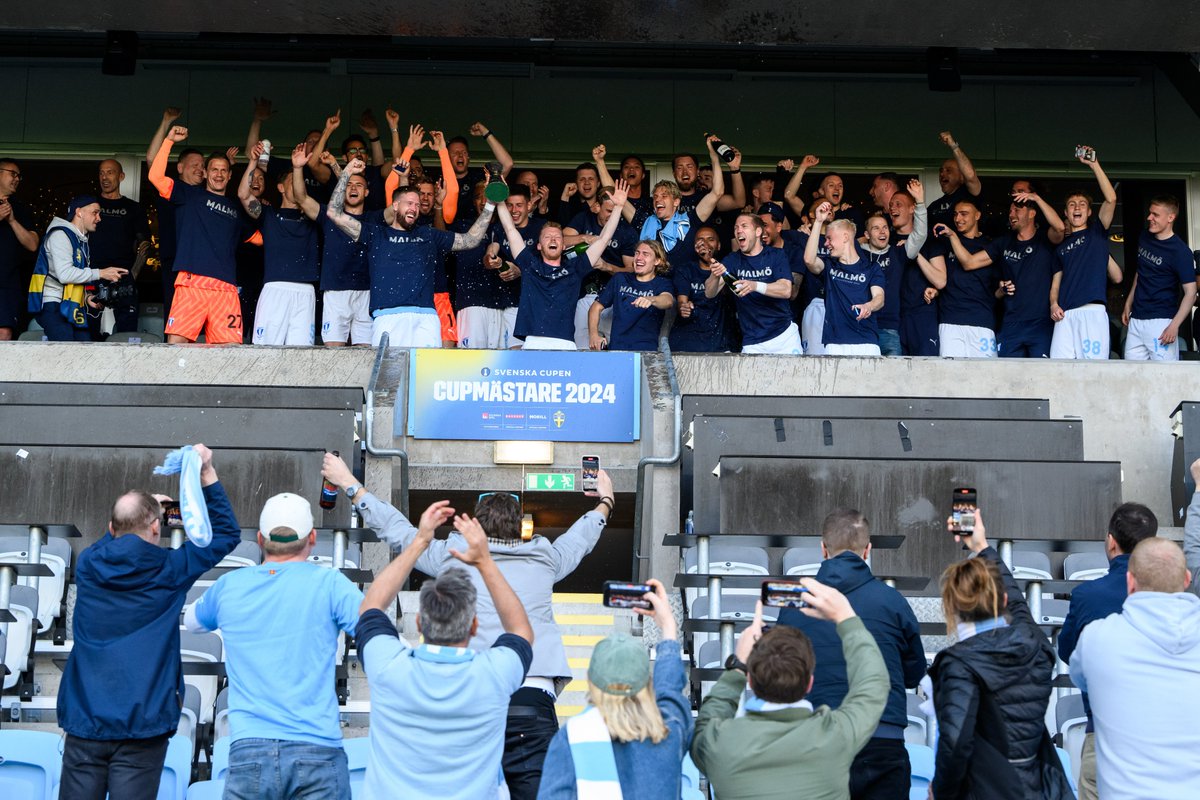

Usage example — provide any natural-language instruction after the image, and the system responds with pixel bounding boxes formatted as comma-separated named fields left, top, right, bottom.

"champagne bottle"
left=320, top=450, right=340, bottom=510
left=565, top=242, right=590, bottom=259
left=705, top=133, right=737, bottom=164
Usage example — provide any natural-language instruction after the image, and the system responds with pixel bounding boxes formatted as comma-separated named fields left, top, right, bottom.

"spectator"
left=929, top=509, right=1073, bottom=800
left=149, top=126, right=254, bottom=344
left=185, top=492, right=362, bottom=799
left=1057, top=501, right=1159, bottom=800
left=90, top=158, right=151, bottom=337
left=709, top=212, right=800, bottom=354
left=1184, top=458, right=1200, bottom=595
left=1122, top=195, right=1197, bottom=360
left=863, top=179, right=927, bottom=356
left=145, top=107, right=203, bottom=321
left=691, top=583, right=888, bottom=800
left=928, top=131, right=983, bottom=229
left=57, top=444, right=241, bottom=800
left=815, top=172, right=864, bottom=231
left=1050, top=148, right=1122, bottom=360
left=868, top=172, right=902, bottom=211
left=27, top=196, right=126, bottom=341
left=928, top=202, right=997, bottom=358
left=669, top=225, right=733, bottom=353
left=536, top=579, right=692, bottom=800
left=237, top=142, right=320, bottom=346
left=0, top=156, right=37, bottom=340
left=804, top=203, right=885, bottom=356
left=559, top=161, right=604, bottom=225
left=778, top=509, right=925, bottom=800
left=322, top=454, right=616, bottom=800
left=355, top=509, right=534, bottom=800
left=325, top=158, right=492, bottom=347
left=588, top=239, right=674, bottom=351
left=1070, top=537, right=1200, bottom=800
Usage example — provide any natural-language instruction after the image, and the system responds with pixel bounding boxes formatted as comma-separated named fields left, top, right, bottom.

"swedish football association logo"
left=553, top=411, right=565, bottom=428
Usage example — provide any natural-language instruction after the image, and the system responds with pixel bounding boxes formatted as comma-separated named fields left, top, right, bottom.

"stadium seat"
left=1037, top=598, right=1071, bottom=627
left=155, top=735, right=193, bottom=800
left=107, top=331, right=163, bottom=344
left=180, top=630, right=223, bottom=724
left=689, top=595, right=779, bottom=622
left=1056, top=693, right=1087, bottom=787
left=1064, top=552, right=1109, bottom=582
left=1056, top=746, right=1077, bottom=793
left=682, top=545, right=770, bottom=608
left=177, top=684, right=201, bottom=746
left=185, top=780, right=224, bottom=800
left=0, top=729, right=63, bottom=800
left=0, top=536, right=71, bottom=634
left=213, top=687, right=230, bottom=742
left=696, top=640, right=722, bottom=669
left=16, top=331, right=46, bottom=342
left=1010, top=549, right=1053, bottom=581
left=211, top=737, right=230, bottom=781
left=906, top=742, right=935, bottom=799
left=343, top=736, right=370, bottom=797
left=682, top=752, right=705, bottom=800
left=2, top=586, right=39, bottom=691
left=905, top=693, right=931, bottom=746
left=782, top=547, right=823, bottom=577
left=309, top=541, right=360, bottom=569
left=217, top=541, right=262, bottom=569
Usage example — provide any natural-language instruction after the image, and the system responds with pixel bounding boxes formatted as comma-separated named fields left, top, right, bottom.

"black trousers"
left=850, top=737, right=912, bottom=800
left=58, top=732, right=170, bottom=800
left=502, top=686, right=559, bottom=800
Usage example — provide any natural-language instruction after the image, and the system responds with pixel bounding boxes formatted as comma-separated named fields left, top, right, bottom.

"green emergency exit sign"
left=525, top=473, right=576, bottom=491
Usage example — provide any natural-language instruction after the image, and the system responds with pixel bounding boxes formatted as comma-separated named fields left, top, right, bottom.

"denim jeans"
left=878, top=328, right=902, bottom=356
left=503, top=687, right=559, bottom=800
left=58, top=732, right=171, bottom=800
left=224, top=738, right=350, bottom=800
left=849, top=737, right=911, bottom=800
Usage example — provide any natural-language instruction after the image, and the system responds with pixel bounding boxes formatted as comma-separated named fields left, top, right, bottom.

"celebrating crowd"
left=3, top=101, right=1196, bottom=359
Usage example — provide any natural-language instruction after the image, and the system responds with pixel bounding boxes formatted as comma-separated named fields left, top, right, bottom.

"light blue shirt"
left=189, top=561, right=362, bottom=748
left=357, top=610, right=531, bottom=800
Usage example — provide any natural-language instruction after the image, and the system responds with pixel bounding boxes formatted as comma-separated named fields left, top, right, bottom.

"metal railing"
left=364, top=333, right=410, bottom=518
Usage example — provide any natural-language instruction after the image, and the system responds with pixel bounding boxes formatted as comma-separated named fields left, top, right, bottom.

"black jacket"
left=928, top=547, right=1072, bottom=800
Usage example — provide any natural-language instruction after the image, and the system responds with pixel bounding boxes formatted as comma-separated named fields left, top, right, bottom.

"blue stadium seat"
left=905, top=693, right=931, bottom=746
left=907, top=742, right=935, bottom=800
left=0, top=729, right=63, bottom=800
left=155, top=735, right=193, bottom=800
left=1056, top=746, right=1077, bottom=793
left=343, top=736, right=370, bottom=798
left=185, top=780, right=224, bottom=800
left=211, top=737, right=230, bottom=781
left=681, top=752, right=705, bottom=800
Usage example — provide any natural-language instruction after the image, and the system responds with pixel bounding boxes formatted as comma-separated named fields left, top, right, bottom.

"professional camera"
left=91, top=280, right=137, bottom=308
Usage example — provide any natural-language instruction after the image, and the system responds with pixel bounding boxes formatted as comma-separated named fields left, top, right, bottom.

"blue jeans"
left=224, top=739, right=350, bottom=800
left=878, top=328, right=902, bottom=356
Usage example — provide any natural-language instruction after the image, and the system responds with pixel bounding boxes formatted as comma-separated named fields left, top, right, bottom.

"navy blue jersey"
left=454, top=215, right=512, bottom=310
left=820, top=255, right=886, bottom=346
left=454, top=167, right=486, bottom=223
left=596, top=272, right=673, bottom=351
left=933, top=234, right=995, bottom=329
left=669, top=259, right=732, bottom=353
left=721, top=247, right=794, bottom=346
left=512, top=249, right=592, bottom=340
left=0, top=196, right=34, bottom=288
left=260, top=207, right=320, bottom=284
left=1054, top=218, right=1110, bottom=311
left=360, top=222, right=454, bottom=312
left=318, top=206, right=385, bottom=292
left=1131, top=231, right=1196, bottom=320
left=985, top=228, right=1055, bottom=328
left=927, top=185, right=978, bottom=230
left=168, top=182, right=253, bottom=284
left=91, top=197, right=150, bottom=269
left=567, top=209, right=637, bottom=272
left=867, top=244, right=906, bottom=329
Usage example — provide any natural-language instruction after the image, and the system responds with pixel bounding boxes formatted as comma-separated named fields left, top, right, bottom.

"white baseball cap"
left=258, top=493, right=314, bottom=542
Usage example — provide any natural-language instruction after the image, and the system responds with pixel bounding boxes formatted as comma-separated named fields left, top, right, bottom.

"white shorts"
left=1050, top=304, right=1109, bottom=360
left=801, top=298, right=825, bottom=355
left=1124, top=317, right=1179, bottom=361
left=371, top=308, right=441, bottom=348
left=939, top=324, right=998, bottom=358
left=253, top=282, right=315, bottom=346
left=523, top=335, right=577, bottom=351
left=573, top=294, right=614, bottom=349
left=826, top=342, right=882, bottom=357
left=322, top=289, right=372, bottom=345
left=742, top=322, right=803, bottom=355
left=458, top=306, right=519, bottom=350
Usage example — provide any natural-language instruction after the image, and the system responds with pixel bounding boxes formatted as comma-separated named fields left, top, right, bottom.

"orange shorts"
left=434, top=292, right=458, bottom=343
left=165, top=272, right=243, bottom=344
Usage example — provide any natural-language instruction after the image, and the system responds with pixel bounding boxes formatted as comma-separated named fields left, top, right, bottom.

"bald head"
left=110, top=491, right=162, bottom=539
left=1128, top=538, right=1190, bottom=594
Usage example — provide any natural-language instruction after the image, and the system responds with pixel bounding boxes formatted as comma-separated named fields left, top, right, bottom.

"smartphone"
left=603, top=580, right=653, bottom=610
left=951, top=487, right=977, bottom=534
left=161, top=500, right=183, bottom=529
left=1074, top=145, right=1096, bottom=162
left=582, top=455, right=599, bottom=493
left=761, top=580, right=809, bottom=609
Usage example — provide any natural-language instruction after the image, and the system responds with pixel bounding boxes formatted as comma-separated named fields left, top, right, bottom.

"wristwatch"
left=724, top=654, right=748, bottom=673
left=344, top=484, right=363, bottom=500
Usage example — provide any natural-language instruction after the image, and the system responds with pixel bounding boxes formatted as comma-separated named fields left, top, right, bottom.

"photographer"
left=27, top=195, right=126, bottom=341
left=56, top=444, right=242, bottom=799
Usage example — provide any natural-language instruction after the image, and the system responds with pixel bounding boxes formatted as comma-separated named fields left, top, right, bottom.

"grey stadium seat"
left=1064, top=552, right=1109, bottom=582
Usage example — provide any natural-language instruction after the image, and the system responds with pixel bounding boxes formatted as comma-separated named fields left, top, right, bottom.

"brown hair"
left=110, top=491, right=162, bottom=537
left=635, top=239, right=671, bottom=276
left=941, top=557, right=1005, bottom=631
left=474, top=494, right=521, bottom=541
left=747, top=626, right=815, bottom=703
left=822, top=508, right=870, bottom=556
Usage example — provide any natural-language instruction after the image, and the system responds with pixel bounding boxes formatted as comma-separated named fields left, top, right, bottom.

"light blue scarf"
left=566, top=706, right=622, bottom=800
left=153, top=446, right=212, bottom=547
left=640, top=211, right=691, bottom=253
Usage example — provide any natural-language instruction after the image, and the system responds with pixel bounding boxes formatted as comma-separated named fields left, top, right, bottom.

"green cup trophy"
left=484, top=160, right=509, bottom=203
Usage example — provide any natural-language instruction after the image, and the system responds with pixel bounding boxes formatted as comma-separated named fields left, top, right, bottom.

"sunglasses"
left=478, top=492, right=520, bottom=504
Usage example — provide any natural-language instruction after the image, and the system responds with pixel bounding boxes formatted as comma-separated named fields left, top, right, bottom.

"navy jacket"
left=779, top=551, right=926, bottom=733
left=1057, top=552, right=1129, bottom=730
left=57, top=482, right=241, bottom=740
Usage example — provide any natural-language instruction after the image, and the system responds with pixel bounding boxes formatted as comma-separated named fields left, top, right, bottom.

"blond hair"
left=941, top=557, right=1004, bottom=634
left=585, top=682, right=669, bottom=744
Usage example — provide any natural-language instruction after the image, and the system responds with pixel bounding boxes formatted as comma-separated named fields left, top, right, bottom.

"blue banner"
left=405, top=350, right=641, bottom=442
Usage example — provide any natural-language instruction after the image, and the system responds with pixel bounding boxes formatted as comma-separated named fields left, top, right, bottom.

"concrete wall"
left=672, top=354, right=1196, bottom=524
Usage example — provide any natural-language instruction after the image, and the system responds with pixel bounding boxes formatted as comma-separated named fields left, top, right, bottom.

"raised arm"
left=1081, top=148, right=1118, bottom=230
left=940, top=131, right=981, bottom=196
left=307, top=109, right=342, bottom=181
left=384, top=107, right=402, bottom=173
left=716, top=148, right=747, bottom=213
left=451, top=201, right=495, bottom=252
left=430, top=131, right=459, bottom=225
left=360, top=500, right=456, bottom=615
left=149, top=126, right=188, bottom=197
left=359, top=108, right=385, bottom=167
left=905, top=179, right=929, bottom=259
left=238, top=141, right=265, bottom=219
left=1018, top=190, right=1066, bottom=244
left=694, top=136, right=726, bottom=223
left=783, top=154, right=820, bottom=217
left=496, top=200, right=525, bottom=259
left=245, top=97, right=273, bottom=164
left=804, top=203, right=832, bottom=273
left=585, top=180, right=629, bottom=265
left=327, top=159, right=365, bottom=241
left=593, top=144, right=615, bottom=189
left=938, top=224, right=992, bottom=271
left=146, top=106, right=182, bottom=165
left=291, top=144, right=321, bottom=220
left=450, top=514, right=533, bottom=644
left=471, top=121, right=514, bottom=177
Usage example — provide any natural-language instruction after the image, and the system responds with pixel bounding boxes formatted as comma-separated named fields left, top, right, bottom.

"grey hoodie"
left=41, top=217, right=100, bottom=304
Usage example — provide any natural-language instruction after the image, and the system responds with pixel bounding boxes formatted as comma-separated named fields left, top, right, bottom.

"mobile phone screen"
left=951, top=487, right=978, bottom=534
left=603, top=581, right=653, bottom=609
left=761, top=580, right=809, bottom=608
left=582, top=456, right=599, bottom=492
